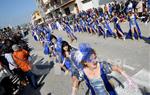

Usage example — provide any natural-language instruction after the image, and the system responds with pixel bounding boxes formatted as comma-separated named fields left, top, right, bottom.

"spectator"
left=12, top=44, right=39, bottom=89
left=136, top=0, right=144, bottom=17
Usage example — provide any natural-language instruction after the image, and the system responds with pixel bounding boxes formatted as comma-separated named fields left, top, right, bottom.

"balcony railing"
left=60, top=0, right=75, bottom=7
left=62, top=0, right=71, bottom=4
left=46, top=0, right=75, bottom=11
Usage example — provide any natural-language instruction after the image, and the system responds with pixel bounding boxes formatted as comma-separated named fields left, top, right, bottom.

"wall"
left=69, top=4, right=77, bottom=14
left=92, top=0, right=100, bottom=8
left=81, top=0, right=93, bottom=11
left=61, top=3, right=77, bottom=16
left=98, top=0, right=113, bottom=5
left=75, top=0, right=93, bottom=11
left=42, top=0, right=49, bottom=4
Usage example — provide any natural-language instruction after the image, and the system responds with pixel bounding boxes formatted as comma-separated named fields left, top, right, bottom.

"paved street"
left=0, top=0, right=150, bottom=95
left=20, top=21, right=150, bottom=95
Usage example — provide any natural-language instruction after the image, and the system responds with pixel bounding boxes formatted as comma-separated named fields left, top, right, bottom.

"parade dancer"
left=126, top=11, right=142, bottom=40
left=110, top=12, right=125, bottom=40
left=54, top=37, right=68, bottom=72
left=43, top=40, right=51, bottom=56
left=82, top=17, right=88, bottom=32
left=86, top=16, right=95, bottom=34
left=62, top=21, right=77, bottom=42
left=79, top=18, right=86, bottom=32
left=43, top=31, right=51, bottom=54
left=76, top=20, right=82, bottom=32
left=84, top=16, right=90, bottom=33
left=36, top=26, right=45, bottom=45
left=101, top=17, right=114, bottom=38
left=56, top=20, right=63, bottom=31
left=77, top=43, right=137, bottom=95
left=47, top=21, right=53, bottom=33
left=32, top=29, right=39, bottom=41
left=73, top=21, right=78, bottom=33
left=91, top=16, right=98, bottom=35
left=33, top=26, right=42, bottom=41
left=54, top=21, right=58, bottom=30
left=96, top=17, right=105, bottom=37
left=61, top=41, right=81, bottom=95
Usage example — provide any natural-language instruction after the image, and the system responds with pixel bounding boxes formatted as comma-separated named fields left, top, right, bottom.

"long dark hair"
left=50, top=35, right=57, bottom=45
left=61, top=41, right=72, bottom=57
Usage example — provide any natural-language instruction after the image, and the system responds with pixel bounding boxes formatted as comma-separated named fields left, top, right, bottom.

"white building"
left=38, top=0, right=114, bottom=19
left=31, top=10, right=44, bottom=25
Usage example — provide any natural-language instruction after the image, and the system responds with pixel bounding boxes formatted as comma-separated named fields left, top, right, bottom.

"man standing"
left=12, top=44, right=39, bottom=89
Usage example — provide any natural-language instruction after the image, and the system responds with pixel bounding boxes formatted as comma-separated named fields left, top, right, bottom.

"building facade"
left=31, top=10, right=44, bottom=25
left=37, top=0, right=113, bottom=19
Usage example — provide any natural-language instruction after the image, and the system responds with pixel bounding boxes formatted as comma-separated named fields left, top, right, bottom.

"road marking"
left=132, top=69, right=150, bottom=89
left=123, top=64, right=135, bottom=71
left=116, top=68, right=150, bottom=95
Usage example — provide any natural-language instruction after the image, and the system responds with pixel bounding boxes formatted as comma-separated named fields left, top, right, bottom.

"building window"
left=82, top=0, right=92, bottom=4
left=64, top=7, right=71, bottom=15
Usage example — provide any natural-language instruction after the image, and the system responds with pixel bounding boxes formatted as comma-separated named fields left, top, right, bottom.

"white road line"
left=116, top=68, right=150, bottom=95
left=132, top=69, right=150, bottom=89
left=123, top=64, right=135, bottom=71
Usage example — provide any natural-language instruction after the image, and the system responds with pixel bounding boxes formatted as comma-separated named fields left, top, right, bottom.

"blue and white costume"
left=96, top=18, right=105, bottom=37
left=112, top=16, right=124, bottom=38
left=79, top=43, right=117, bottom=95
left=102, top=19, right=113, bottom=37
left=126, top=14, right=142, bottom=39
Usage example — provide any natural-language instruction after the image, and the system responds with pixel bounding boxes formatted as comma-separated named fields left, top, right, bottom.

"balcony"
left=48, top=0, right=75, bottom=11
left=60, top=0, right=75, bottom=8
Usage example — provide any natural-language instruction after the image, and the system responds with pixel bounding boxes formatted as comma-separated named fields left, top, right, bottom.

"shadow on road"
left=19, top=83, right=44, bottom=95
left=141, top=36, right=150, bottom=45
left=19, top=59, right=54, bottom=95
left=35, top=62, right=54, bottom=70
left=47, top=92, right=52, bottom=95
left=139, top=87, right=150, bottom=95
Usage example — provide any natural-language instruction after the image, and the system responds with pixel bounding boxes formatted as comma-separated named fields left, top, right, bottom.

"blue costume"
left=73, top=22, right=78, bottom=32
left=86, top=17, right=93, bottom=33
left=65, top=22, right=72, bottom=33
left=83, top=62, right=117, bottom=95
left=55, top=37, right=63, bottom=63
left=91, top=20, right=97, bottom=33
left=32, top=29, right=38, bottom=41
left=126, top=14, right=142, bottom=39
left=64, top=21, right=77, bottom=40
left=79, top=43, right=117, bottom=95
left=43, top=42, right=50, bottom=55
left=45, top=32, right=51, bottom=42
left=79, top=18, right=86, bottom=32
left=63, top=48, right=81, bottom=79
left=112, top=16, right=124, bottom=38
left=76, top=22, right=82, bottom=32
left=102, top=20, right=114, bottom=37
left=113, top=16, right=124, bottom=34
left=96, top=19, right=105, bottom=36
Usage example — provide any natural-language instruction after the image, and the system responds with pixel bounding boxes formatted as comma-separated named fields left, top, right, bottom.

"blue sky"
left=0, top=0, right=37, bottom=27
